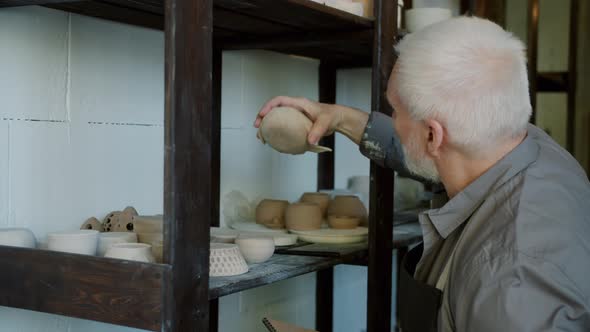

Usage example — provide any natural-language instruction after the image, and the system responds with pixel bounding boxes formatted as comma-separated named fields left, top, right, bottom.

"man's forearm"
left=333, top=104, right=369, bottom=145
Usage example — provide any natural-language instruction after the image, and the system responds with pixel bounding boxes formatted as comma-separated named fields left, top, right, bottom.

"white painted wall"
left=0, top=6, right=376, bottom=332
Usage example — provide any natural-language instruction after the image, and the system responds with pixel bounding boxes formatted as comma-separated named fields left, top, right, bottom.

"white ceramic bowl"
left=47, top=230, right=99, bottom=255
left=0, top=228, right=37, bottom=248
left=97, top=232, right=138, bottom=256
left=104, top=243, right=155, bottom=263
left=235, top=235, right=275, bottom=264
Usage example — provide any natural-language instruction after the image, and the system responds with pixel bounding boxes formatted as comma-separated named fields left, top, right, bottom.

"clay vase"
left=299, top=192, right=330, bottom=217
left=327, top=195, right=368, bottom=226
left=81, top=217, right=104, bottom=232
left=255, top=199, right=289, bottom=229
left=285, top=202, right=322, bottom=231
left=257, top=107, right=332, bottom=155
left=328, top=216, right=361, bottom=229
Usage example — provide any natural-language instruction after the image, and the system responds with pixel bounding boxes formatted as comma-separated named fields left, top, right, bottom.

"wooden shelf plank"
left=0, top=246, right=170, bottom=332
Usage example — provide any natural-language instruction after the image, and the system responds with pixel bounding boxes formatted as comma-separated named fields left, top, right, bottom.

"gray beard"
left=401, top=137, right=440, bottom=183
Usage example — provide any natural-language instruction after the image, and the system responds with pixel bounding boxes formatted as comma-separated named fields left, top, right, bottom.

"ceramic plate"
left=289, top=227, right=368, bottom=244
left=229, top=220, right=288, bottom=234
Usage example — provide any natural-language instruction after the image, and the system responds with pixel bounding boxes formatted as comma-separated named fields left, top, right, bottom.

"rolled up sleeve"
left=454, top=251, right=590, bottom=332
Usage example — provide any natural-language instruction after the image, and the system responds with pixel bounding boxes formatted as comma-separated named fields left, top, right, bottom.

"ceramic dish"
left=210, top=227, right=240, bottom=243
left=47, top=230, right=99, bottom=255
left=104, top=243, right=155, bottom=263
left=210, top=243, right=249, bottom=276
left=289, top=227, right=368, bottom=244
left=97, top=232, right=138, bottom=256
left=0, top=228, right=36, bottom=248
left=235, top=235, right=275, bottom=264
left=229, top=220, right=288, bottom=233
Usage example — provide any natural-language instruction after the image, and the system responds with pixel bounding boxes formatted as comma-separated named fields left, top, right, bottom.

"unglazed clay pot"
left=285, top=202, right=322, bottom=231
left=299, top=192, right=330, bottom=217
left=327, top=195, right=368, bottom=226
left=104, top=243, right=155, bottom=263
left=255, top=199, right=289, bottom=229
left=328, top=216, right=361, bottom=229
left=80, top=217, right=104, bottom=232
left=257, top=107, right=332, bottom=155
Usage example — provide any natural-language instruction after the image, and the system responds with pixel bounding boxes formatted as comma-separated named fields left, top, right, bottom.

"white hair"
left=394, top=16, right=531, bottom=154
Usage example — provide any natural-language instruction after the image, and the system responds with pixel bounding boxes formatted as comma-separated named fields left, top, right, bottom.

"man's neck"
left=437, top=133, right=527, bottom=198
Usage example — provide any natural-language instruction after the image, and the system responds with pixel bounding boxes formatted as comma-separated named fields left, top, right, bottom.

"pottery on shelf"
left=80, top=217, right=104, bottom=232
left=0, top=228, right=36, bottom=248
left=290, top=227, right=368, bottom=244
left=255, top=199, right=289, bottom=229
left=103, top=211, right=122, bottom=232
left=271, top=233, right=298, bottom=246
left=299, top=192, right=330, bottom=217
left=328, top=216, right=361, bottom=229
left=235, top=235, right=275, bottom=264
left=137, top=232, right=163, bottom=245
left=113, top=211, right=135, bottom=232
left=97, top=232, right=138, bottom=256
left=123, top=206, right=139, bottom=216
left=285, top=202, right=323, bottom=231
left=257, top=106, right=332, bottom=155
left=130, top=215, right=163, bottom=233
left=211, top=227, right=240, bottom=243
left=210, top=243, right=249, bottom=276
left=47, top=230, right=99, bottom=255
left=104, top=243, right=155, bottom=263
left=151, top=239, right=163, bottom=263
left=327, top=195, right=368, bottom=226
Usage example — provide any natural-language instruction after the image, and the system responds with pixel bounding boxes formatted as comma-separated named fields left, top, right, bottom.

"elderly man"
left=254, top=17, right=590, bottom=332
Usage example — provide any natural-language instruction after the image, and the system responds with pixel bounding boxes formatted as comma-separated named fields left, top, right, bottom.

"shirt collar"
left=423, top=128, right=540, bottom=239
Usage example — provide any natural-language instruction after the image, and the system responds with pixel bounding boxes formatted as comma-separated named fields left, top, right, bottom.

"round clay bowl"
left=327, top=195, right=368, bottom=225
left=105, top=243, right=155, bottom=263
left=97, top=232, right=138, bottom=256
left=47, top=230, right=99, bottom=255
left=285, top=202, right=322, bottom=231
left=328, top=216, right=361, bottom=229
left=235, top=235, right=275, bottom=264
left=299, top=192, right=330, bottom=217
left=255, top=199, right=289, bottom=229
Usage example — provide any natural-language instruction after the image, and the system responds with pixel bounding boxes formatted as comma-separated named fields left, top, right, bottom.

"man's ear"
left=424, top=119, right=444, bottom=158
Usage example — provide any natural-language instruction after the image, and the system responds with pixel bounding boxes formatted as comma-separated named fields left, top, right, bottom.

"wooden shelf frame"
left=0, top=0, right=403, bottom=331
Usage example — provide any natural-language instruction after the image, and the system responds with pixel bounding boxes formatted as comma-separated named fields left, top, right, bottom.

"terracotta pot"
left=285, top=202, right=322, bottom=231
left=328, top=216, right=361, bottom=229
left=327, top=195, right=368, bottom=226
left=255, top=199, right=289, bottom=229
left=299, top=192, right=330, bottom=217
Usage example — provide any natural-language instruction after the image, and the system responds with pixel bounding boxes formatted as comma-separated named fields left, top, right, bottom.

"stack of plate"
left=289, top=227, right=368, bottom=244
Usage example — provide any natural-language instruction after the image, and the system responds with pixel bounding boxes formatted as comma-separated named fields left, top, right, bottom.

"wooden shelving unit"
left=0, top=0, right=402, bottom=331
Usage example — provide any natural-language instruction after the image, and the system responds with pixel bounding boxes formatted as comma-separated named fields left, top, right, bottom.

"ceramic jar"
left=299, top=192, right=330, bottom=217
left=47, top=230, right=99, bottom=255
left=0, top=228, right=36, bottom=248
left=104, top=243, right=155, bottom=263
left=235, top=235, right=275, bottom=264
left=285, top=202, right=323, bottom=231
left=97, top=232, right=138, bottom=256
left=328, top=216, right=361, bottom=229
left=327, top=195, right=368, bottom=226
left=255, top=199, right=289, bottom=229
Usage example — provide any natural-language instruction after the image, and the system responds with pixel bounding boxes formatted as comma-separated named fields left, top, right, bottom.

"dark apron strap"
left=397, top=243, right=443, bottom=332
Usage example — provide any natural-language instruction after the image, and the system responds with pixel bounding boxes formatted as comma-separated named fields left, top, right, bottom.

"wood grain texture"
left=317, top=62, right=337, bottom=191
left=164, top=0, right=213, bottom=330
left=0, top=246, right=169, bottom=331
left=527, top=0, right=539, bottom=124
left=566, top=0, right=578, bottom=153
left=367, top=0, right=397, bottom=331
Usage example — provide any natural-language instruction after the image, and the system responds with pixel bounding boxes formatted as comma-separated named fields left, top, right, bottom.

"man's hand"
left=255, top=96, right=342, bottom=145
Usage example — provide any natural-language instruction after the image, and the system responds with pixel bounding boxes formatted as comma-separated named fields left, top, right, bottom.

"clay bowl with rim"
left=235, top=234, right=275, bottom=264
left=327, top=195, right=368, bottom=225
left=285, top=202, right=323, bottom=231
left=328, top=216, right=361, bottom=229
left=299, top=192, right=330, bottom=217
left=255, top=199, right=289, bottom=229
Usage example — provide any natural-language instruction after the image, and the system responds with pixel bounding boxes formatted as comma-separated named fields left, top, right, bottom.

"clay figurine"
left=80, top=217, right=104, bottom=232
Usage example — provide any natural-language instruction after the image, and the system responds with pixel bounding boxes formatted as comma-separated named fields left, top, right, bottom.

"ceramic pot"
left=102, top=211, right=121, bottom=232
left=285, top=202, right=322, bottom=231
left=80, top=217, right=104, bottom=232
left=235, top=235, right=275, bottom=264
left=0, top=228, right=36, bottom=248
left=131, top=215, right=163, bottom=233
left=328, top=216, right=361, bottom=229
left=255, top=199, right=289, bottom=229
left=299, top=192, right=330, bottom=217
left=137, top=232, right=163, bottom=245
left=97, top=232, right=138, bottom=256
left=47, top=230, right=99, bottom=255
left=151, top=239, right=163, bottom=263
left=327, top=195, right=368, bottom=226
left=104, top=243, right=155, bottom=263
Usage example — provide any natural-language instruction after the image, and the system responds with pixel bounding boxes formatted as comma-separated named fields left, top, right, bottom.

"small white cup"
left=105, top=243, right=155, bottom=263
left=97, top=232, right=138, bottom=256
left=235, top=235, right=275, bottom=264
left=0, top=228, right=36, bottom=248
left=47, top=230, right=99, bottom=255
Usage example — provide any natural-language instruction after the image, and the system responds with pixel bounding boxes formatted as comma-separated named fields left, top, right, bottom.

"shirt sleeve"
left=453, top=251, right=590, bottom=332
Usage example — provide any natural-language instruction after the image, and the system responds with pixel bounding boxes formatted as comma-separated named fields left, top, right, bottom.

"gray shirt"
left=360, top=111, right=590, bottom=331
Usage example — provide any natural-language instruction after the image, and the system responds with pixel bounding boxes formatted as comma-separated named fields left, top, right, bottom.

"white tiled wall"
left=0, top=5, right=376, bottom=332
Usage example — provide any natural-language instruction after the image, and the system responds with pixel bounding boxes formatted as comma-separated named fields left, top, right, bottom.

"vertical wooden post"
left=527, top=0, right=539, bottom=124
left=566, top=0, right=578, bottom=153
left=367, top=0, right=396, bottom=331
left=164, top=0, right=213, bottom=330
left=316, top=61, right=337, bottom=332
